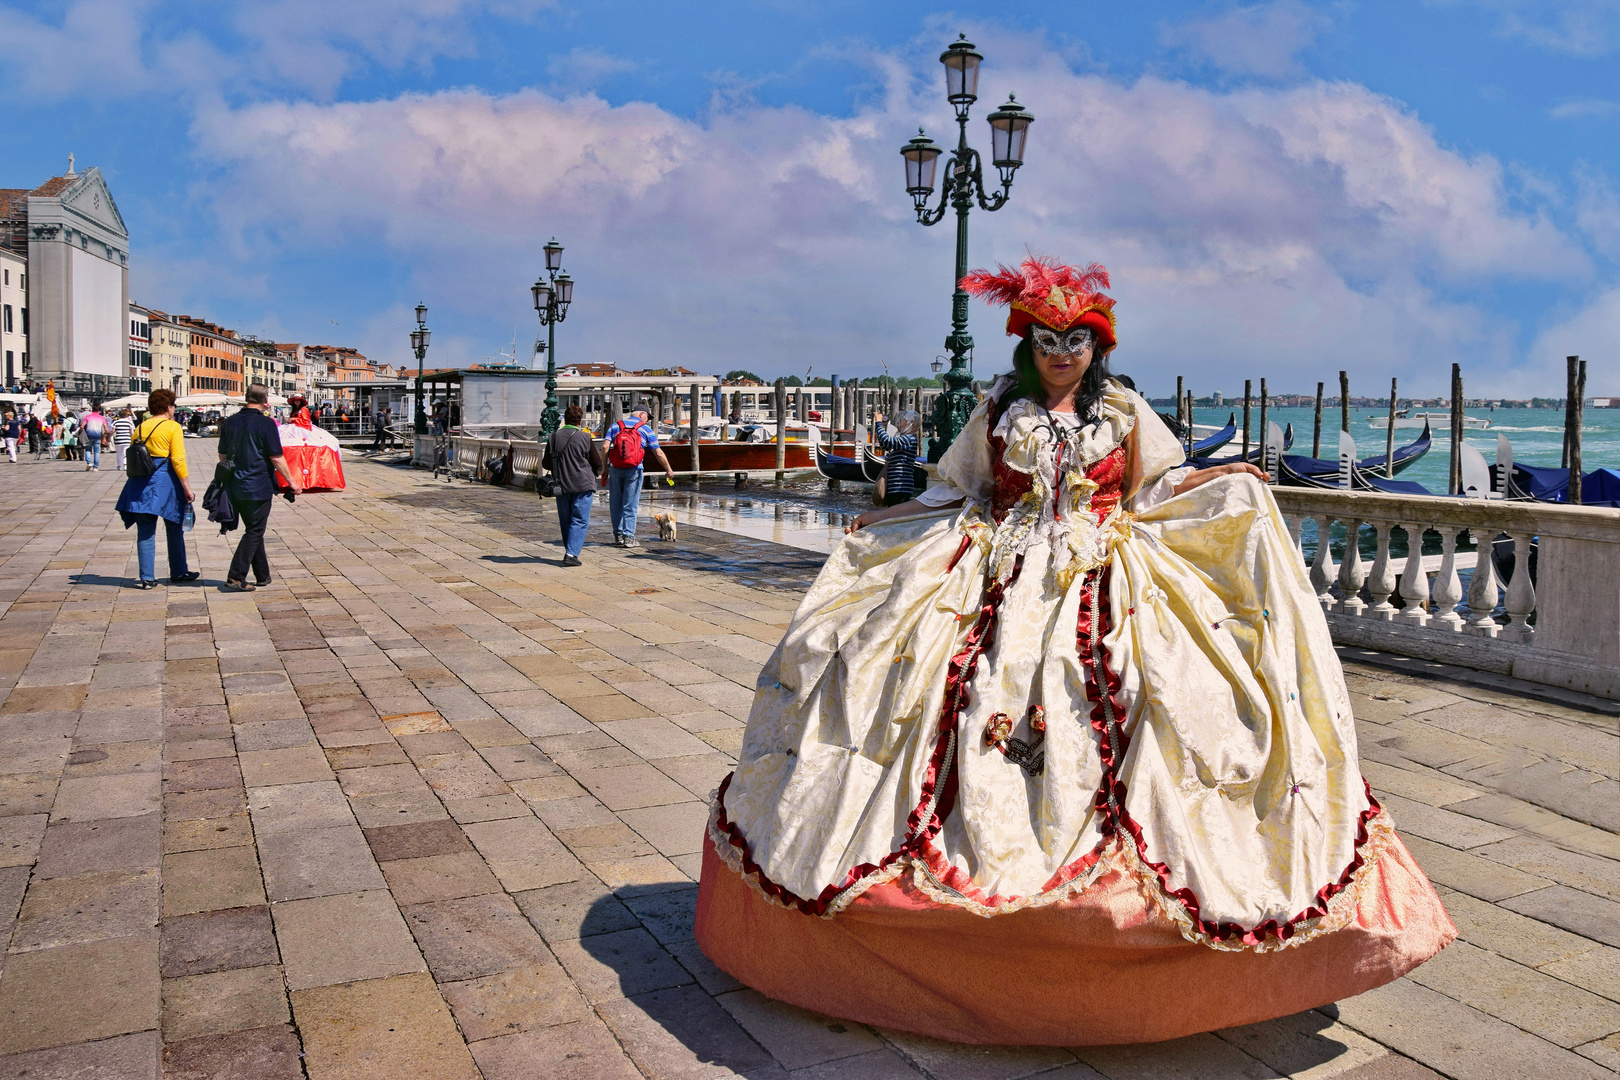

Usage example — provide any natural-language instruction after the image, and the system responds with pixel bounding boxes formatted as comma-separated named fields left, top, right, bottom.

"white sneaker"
left=85, top=464, right=92, bottom=471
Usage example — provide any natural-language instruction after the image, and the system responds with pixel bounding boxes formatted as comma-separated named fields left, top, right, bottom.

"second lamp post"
left=532, top=238, right=574, bottom=439
left=902, top=34, right=1033, bottom=457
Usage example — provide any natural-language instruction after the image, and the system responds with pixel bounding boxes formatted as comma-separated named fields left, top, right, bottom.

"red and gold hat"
left=961, top=256, right=1117, bottom=351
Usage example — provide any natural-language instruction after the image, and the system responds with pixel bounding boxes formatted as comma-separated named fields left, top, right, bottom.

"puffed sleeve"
left=1122, top=390, right=1187, bottom=508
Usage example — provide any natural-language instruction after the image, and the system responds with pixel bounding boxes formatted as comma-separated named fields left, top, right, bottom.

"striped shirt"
left=876, top=429, right=919, bottom=497
left=111, top=416, right=135, bottom=444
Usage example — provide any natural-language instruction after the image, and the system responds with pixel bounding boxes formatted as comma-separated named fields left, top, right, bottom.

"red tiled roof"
left=29, top=176, right=75, bottom=198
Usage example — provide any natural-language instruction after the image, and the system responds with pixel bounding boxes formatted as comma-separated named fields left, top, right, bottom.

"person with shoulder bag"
left=217, top=383, right=302, bottom=592
left=114, top=389, right=198, bottom=588
left=541, top=404, right=603, bottom=567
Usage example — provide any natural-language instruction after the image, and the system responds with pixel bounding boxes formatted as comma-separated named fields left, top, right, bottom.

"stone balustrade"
left=1270, top=487, right=1620, bottom=699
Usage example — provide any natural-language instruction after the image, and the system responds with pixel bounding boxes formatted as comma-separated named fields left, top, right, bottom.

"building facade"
left=146, top=310, right=190, bottom=396
left=0, top=165, right=130, bottom=398
left=0, top=246, right=24, bottom=386
left=177, top=316, right=243, bottom=395
left=243, top=340, right=297, bottom=397
left=128, top=304, right=152, bottom=393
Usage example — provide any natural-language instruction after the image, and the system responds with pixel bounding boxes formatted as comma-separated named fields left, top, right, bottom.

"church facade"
left=0, top=163, right=131, bottom=396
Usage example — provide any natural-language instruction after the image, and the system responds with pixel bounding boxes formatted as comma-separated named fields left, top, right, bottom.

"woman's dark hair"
left=148, top=388, right=177, bottom=415
left=564, top=404, right=584, bottom=424
left=1008, top=335, right=1113, bottom=417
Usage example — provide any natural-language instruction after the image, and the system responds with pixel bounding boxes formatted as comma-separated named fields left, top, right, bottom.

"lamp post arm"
left=914, top=164, right=960, bottom=227
left=970, top=155, right=1012, bottom=212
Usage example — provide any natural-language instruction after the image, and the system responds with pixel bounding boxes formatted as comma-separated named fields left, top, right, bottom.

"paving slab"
left=271, top=889, right=427, bottom=991
left=291, top=972, right=478, bottom=1080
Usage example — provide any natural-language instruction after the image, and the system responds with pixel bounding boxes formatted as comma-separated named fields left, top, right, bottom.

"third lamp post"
left=410, top=302, right=430, bottom=436
left=901, top=34, right=1033, bottom=458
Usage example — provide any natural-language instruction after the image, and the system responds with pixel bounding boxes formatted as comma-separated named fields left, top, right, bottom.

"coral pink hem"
left=695, top=831, right=1455, bottom=1046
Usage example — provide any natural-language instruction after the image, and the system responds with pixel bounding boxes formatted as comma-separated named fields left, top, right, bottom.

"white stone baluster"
left=1467, top=527, right=1501, bottom=638
left=1284, top=513, right=1306, bottom=567
left=1397, top=523, right=1432, bottom=626
left=1336, top=519, right=1367, bottom=616
left=1431, top=526, right=1465, bottom=631
left=1503, top=530, right=1536, bottom=643
left=1309, top=515, right=1337, bottom=613
left=1365, top=520, right=1398, bottom=621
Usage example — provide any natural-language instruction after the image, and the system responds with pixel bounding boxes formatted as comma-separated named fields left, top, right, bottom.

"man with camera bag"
left=218, top=384, right=302, bottom=592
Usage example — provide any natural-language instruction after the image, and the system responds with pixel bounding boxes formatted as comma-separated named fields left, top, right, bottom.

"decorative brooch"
left=984, top=704, right=1047, bottom=777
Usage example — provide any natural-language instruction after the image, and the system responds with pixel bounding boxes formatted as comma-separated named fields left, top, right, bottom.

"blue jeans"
left=607, top=466, right=643, bottom=539
left=134, top=514, right=188, bottom=581
left=84, top=440, right=100, bottom=467
left=555, top=491, right=593, bottom=557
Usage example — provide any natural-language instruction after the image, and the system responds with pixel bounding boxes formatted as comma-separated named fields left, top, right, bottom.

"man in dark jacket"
left=218, top=384, right=302, bottom=591
left=541, top=404, right=603, bottom=567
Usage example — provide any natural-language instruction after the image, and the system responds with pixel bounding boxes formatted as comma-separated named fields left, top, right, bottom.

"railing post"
left=1366, top=520, right=1398, bottom=621
left=1397, top=523, right=1432, bottom=627
left=1431, top=526, right=1465, bottom=631
left=1503, top=531, right=1537, bottom=644
left=1309, top=515, right=1337, bottom=613
left=1467, top=527, right=1501, bottom=638
left=1337, top=519, right=1367, bottom=616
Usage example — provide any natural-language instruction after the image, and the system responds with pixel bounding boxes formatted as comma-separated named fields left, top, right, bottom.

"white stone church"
left=0, top=159, right=131, bottom=395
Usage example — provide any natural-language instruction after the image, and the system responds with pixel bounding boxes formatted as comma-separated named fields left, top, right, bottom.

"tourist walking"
left=600, top=408, right=674, bottom=549
left=2, top=413, right=18, bottom=463
left=871, top=409, right=920, bottom=506
left=61, top=411, right=79, bottom=461
left=372, top=404, right=392, bottom=451
left=32, top=417, right=49, bottom=460
left=25, top=414, right=39, bottom=457
left=217, top=384, right=302, bottom=592
left=111, top=408, right=134, bottom=471
left=81, top=403, right=108, bottom=471
left=542, top=404, right=603, bottom=567
left=114, top=389, right=198, bottom=589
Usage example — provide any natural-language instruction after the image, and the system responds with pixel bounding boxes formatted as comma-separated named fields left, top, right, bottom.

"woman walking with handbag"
left=540, top=404, right=602, bottom=567
left=114, top=389, right=199, bottom=589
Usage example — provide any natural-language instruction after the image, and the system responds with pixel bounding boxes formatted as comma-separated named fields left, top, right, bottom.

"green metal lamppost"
left=410, top=302, right=431, bottom=435
left=531, top=238, right=574, bottom=439
left=902, top=35, right=1034, bottom=458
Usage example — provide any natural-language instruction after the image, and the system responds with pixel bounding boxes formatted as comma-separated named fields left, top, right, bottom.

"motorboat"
left=1368, top=411, right=1490, bottom=430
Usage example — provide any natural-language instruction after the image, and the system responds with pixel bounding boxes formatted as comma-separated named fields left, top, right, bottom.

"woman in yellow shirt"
left=114, top=389, right=198, bottom=588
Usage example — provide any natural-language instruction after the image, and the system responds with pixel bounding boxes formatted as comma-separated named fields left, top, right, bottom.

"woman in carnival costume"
left=695, top=257, right=1454, bottom=1045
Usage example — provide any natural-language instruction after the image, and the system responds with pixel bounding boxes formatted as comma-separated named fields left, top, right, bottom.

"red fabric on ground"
left=695, top=831, right=1455, bottom=1046
left=278, top=446, right=345, bottom=491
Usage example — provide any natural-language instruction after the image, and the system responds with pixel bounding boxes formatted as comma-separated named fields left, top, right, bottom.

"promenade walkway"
left=0, top=450, right=1615, bottom=1079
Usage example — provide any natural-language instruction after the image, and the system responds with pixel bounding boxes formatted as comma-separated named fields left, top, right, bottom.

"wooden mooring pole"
left=1258, top=378, right=1269, bottom=475
left=1458, top=362, right=1470, bottom=498
left=774, top=378, right=787, bottom=485
left=1570, top=357, right=1586, bottom=504
left=1242, top=380, right=1252, bottom=460
left=1185, top=390, right=1195, bottom=457
left=1312, top=381, right=1323, bottom=459
left=1385, top=377, right=1397, bottom=478
left=1339, top=370, right=1350, bottom=434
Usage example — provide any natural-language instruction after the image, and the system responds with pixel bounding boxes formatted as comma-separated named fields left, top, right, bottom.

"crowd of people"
left=0, top=403, right=138, bottom=468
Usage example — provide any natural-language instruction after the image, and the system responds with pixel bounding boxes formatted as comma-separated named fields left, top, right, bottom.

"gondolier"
left=871, top=410, right=920, bottom=506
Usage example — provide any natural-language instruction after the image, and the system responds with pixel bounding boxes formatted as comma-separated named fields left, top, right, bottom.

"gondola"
left=861, top=446, right=934, bottom=492
left=1493, top=461, right=1620, bottom=508
left=1157, top=413, right=1239, bottom=457
left=1190, top=422, right=1293, bottom=467
left=1276, top=423, right=1431, bottom=490
left=815, top=443, right=871, bottom=483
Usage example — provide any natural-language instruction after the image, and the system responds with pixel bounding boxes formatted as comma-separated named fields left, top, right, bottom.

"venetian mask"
left=1030, top=325, right=1095, bottom=357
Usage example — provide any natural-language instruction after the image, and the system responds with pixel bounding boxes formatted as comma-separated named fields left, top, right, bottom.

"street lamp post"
left=410, top=302, right=431, bottom=436
left=902, top=35, right=1033, bottom=458
left=532, top=238, right=574, bottom=439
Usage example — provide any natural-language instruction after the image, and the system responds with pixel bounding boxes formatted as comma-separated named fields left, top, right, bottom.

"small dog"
left=654, top=512, right=678, bottom=542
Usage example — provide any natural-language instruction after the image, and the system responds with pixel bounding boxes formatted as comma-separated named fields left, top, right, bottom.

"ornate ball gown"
left=694, top=379, right=1455, bottom=1046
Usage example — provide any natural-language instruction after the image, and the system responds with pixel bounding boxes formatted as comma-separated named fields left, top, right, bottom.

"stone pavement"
left=0, top=448, right=1615, bottom=1080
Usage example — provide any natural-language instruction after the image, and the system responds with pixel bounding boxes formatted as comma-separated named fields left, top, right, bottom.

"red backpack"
left=608, top=418, right=646, bottom=468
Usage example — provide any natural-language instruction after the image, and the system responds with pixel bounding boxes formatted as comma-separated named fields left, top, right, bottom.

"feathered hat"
left=961, top=256, right=1117, bottom=351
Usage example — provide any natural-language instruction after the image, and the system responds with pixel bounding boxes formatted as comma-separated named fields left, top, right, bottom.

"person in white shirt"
left=111, top=409, right=135, bottom=472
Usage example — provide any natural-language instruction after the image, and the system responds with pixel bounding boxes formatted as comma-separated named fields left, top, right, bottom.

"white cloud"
left=178, top=33, right=1590, bottom=397
left=1550, top=99, right=1620, bottom=120
left=1574, top=165, right=1620, bottom=259
left=1528, top=288, right=1620, bottom=395
left=1160, top=0, right=1332, bottom=79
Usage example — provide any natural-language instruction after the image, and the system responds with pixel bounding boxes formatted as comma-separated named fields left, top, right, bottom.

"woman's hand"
left=1172, top=462, right=1269, bottom=496
left=181, top=484, right=195, bottom=503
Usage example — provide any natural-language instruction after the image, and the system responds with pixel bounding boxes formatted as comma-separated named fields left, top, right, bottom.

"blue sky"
left=4, top=0, right=1620, bottom=397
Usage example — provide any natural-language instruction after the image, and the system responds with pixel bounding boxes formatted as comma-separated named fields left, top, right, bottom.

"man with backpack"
left=599, top=408, right=673, bottom=549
